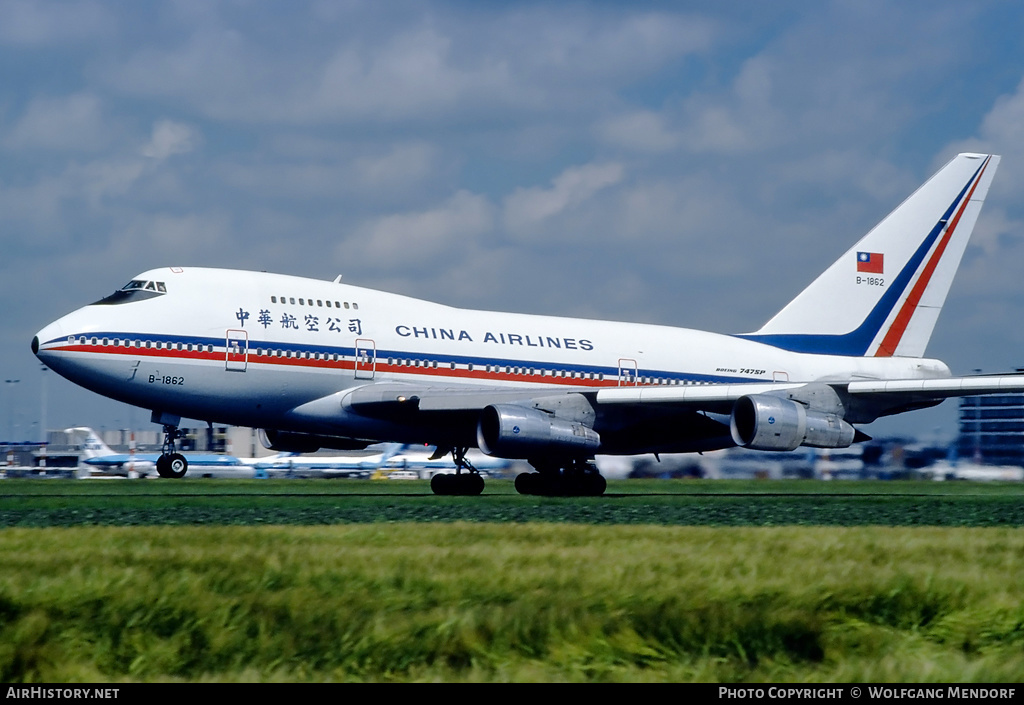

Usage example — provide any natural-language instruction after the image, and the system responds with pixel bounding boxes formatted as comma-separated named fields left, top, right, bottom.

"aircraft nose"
left=33, top=320, right=64, bottom=361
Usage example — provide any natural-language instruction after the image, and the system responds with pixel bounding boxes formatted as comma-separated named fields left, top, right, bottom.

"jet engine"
left=729, top=394, right=856, bottom=451
left=476, top=404, right=601, bottom=458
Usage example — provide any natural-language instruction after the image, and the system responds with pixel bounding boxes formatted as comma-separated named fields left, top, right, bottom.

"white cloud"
left=968, top=208, right=1023, bottom=258
left=312, top=28, right=513, bottom=121
left=213, top=141, right=441, bottom=203
left=0, top=0, right=113, bottom=46
left=353, top=142, right=438, bottom=187
left=142, top=120, right=199, bottom=160
left=503, top=162, right=625, bottom=234
left=99, top=6, right=719, bottom=126
left=941, top=78, right=1024, bottom=263
left=595, top=111, right=681, bottom=153
left=349, top=190, right=494, bottom=267
left=511, top=10, right=716, bottom=81
left=678, top=56, right=782, bottom=154
left=944, top=78, right=1024, bottom=205
left=979, top=81, right=1024, bottom=148
left=3, top=93, right=107, bottom=151
left=115, top=212, right=234, bottom=260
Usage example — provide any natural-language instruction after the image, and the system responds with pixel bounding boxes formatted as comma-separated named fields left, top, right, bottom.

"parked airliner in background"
left=34, top=153, right=1024, bottom=495
left=251, top=443, right=508, bottom=479
left=68, top=426, right=473, bottom=480
left=249, top=442, right=405, bottom=478
left=66, top=426, right=251, bottom=478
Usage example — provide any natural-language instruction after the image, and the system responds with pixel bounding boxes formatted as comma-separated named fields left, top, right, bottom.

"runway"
left=2, top=479, right=1022, bottom=527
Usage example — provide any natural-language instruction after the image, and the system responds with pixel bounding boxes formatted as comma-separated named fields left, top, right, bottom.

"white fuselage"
left=34, top=267, right=951, bottom=454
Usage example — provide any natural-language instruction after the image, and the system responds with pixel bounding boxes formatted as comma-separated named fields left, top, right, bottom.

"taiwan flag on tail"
left=857, top=251, right=883, bottom=274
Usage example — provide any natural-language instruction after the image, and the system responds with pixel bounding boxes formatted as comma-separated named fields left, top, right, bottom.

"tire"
left=514, top=472, right=538, bottom=495
left=157, top=453, right=188, bottom=479
left=431, top=472, right=452, bottom=495
left=466, top=473, right=485, bottom=496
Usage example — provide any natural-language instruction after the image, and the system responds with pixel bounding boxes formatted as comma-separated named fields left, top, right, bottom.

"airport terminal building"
left=958, top=392, right=1024, bottom=466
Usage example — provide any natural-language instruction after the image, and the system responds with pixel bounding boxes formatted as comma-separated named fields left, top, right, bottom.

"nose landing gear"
left=156, top=421, right=188, bottom=479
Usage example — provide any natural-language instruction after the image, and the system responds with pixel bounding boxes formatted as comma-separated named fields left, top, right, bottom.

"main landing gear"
left=430, top=447, right=485, bottom=495
left=156, top=424, right=188, bottom=479
left=515, top=458, right=607, bottom=496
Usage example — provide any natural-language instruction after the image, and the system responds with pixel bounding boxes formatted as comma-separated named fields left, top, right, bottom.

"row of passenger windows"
left=72, top=336, right=214, bottom=353
left=482, top=363, right=602, bottom=380
left=270, top=295, right=358, bottom=310
left=72, top=336, right=706, bottom=385
left=385, top=358, right=598, bottom=378
left=385, top=358, right=702, bottom=385
left=254, top=348, right=342, bottom=361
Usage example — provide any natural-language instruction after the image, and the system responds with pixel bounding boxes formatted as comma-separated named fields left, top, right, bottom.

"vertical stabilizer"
left=66, top=427, right=116, bottom=458
left=741, top=153, right=999, bottom=357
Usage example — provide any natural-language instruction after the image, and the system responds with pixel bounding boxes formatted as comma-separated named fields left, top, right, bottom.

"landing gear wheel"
left=516, top=460, right=606, bottom=496
left=430, top=447, right=486, bottom=495
left=156, top=421, right=189, bottom=479
left=514, top=472, right=540, bottom=495
left=431, top=472, right=451, bottom=494
left=584, top=472, right=606, bottom=496
left=431, top=472, right=484, bottom=496
left=156, top=452, right=188, bottom=479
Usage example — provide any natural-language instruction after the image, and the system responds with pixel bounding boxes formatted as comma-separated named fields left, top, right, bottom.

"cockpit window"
left=91, top=279, right=168, bottom=306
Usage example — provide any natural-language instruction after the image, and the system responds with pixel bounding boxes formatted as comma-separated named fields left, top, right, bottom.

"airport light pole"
left=39, top=366, right=48, bottom=467
left=40, top=366, right=48, bottom=440
left=4, top=379, right=19, bottom=442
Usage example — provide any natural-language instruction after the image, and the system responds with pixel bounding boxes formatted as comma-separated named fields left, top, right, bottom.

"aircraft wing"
left=335, top=375, right=1024, bottom=420
left=845, top=374, right=1024, bottom=407
left=329, top=368, right=1024, bottom=418
left=330, top=374, right=1024, bottom=433
left=846, top=374, right=1024, bottom=395
left=339, top=382, right=584, bottom=414
left=283, top=374, right=1024, bottom=458
left=594, top=374, right=1024, bottom=406
left=596, top=382, right=805, bottom=408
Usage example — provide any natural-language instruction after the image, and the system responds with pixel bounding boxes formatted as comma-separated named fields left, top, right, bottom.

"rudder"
left=740, top=153, right=999, bottom=357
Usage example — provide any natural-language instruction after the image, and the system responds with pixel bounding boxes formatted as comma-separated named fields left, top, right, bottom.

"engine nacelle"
left=476, top=404, right=601, bottom=458
left=258, top=429, right=371, bottom=453
left=730, top=394, right=856, bottom=451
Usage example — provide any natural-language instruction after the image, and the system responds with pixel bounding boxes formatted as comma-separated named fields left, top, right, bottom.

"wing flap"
left=343, top=382, right=584, bottom=414
left=595, top=382, right=805, bottom=405
left=848, top=374, right=1024, bottom=397
left=333, top=375, right=1024, bottom=429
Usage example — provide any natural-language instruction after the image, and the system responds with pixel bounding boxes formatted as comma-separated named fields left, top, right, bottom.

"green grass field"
left=1, top=480, right=1023, bottom=682
left=2, top=478, right=1024, bottom=527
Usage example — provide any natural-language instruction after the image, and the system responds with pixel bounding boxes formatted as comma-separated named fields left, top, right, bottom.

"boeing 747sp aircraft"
left=33, top=153, right=1024, bottom=495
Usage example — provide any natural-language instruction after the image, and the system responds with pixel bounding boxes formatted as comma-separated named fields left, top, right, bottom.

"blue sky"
left=3, top=0, right=1024, bottom=443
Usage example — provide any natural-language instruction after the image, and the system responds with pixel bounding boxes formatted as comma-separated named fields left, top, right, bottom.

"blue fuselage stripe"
left=43, top=332, right=757, bottom=387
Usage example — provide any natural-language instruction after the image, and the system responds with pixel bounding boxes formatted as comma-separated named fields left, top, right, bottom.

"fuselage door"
left=226, top=329, right=248, bottom=372
left=355, top=338, right=376, bottom=380
left=617, top=358, right=639, bottom=386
